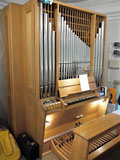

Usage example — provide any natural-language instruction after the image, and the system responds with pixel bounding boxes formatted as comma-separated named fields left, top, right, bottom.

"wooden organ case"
left=3, top=0, right=109, bottom=159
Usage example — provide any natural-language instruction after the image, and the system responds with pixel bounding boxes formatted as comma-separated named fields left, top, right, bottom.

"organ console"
left=3, top=0, right=110, bottom=159
left=51, top=112, right=120, bottom=160
left=42, top=76, right=110, bottom=159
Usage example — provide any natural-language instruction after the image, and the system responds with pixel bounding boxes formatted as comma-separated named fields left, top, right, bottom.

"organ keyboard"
left=63, top=92, right=98, bottom=106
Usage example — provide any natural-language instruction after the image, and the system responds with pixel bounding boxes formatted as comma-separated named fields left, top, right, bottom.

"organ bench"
left=71, top=112, right=120, bottom=160
left=51, top=112, right=120, bottom=160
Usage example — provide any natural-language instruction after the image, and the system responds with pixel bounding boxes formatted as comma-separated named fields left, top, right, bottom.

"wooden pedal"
left=51, top=131, right=118, bottom=160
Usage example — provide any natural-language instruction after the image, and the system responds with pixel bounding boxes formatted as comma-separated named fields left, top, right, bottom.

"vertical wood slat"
left=54, top=4, right=59, bottom=96
left=88, top=13, right=91, bottom=46
left=90, top=14, right=96, bottom=76
left=101, top=17, right=107, bottom=85
left=3, top=5, right=13, bottom=131
left=35, top=2, right=40, bottom=99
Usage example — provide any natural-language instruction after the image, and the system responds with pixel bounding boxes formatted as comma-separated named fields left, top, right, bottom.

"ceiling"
left=0, top=0, right=27, bottom=9
left=0, top=0, right=86, bottom=9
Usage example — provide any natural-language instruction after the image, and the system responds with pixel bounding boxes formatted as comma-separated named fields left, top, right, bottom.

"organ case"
left=3, top=0, right=108, bottom=159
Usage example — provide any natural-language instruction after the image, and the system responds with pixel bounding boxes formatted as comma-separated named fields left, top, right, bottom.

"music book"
left=79, top=74, right=90, bottom=91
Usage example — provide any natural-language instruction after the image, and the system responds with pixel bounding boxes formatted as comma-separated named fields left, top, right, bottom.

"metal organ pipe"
left=39, top=5, right=56, bottom=98
left=43, top=13, right=48, bottom=97
left=100, top=21, right=105, bottom=85
left=48, top=22, right=52, bottom=96
left=61, top=17, right=64, bottom=80
left=58, top=12, right=92, bottom=80
left=71, top=31, right=74, bottom=78
left=59, top=13, right=61, bottom=80
left=70, top=29, right=72, bottom=78
left=94, top=21, right=105, bottom=86
left=66, top=24, right=69, bottom=79
left=39, top=3, right=44, bottom=98
left=68, top=27, right=70, bottom=79
left=74, top=33, right=76, bottom=77
left=52, top=31, right=56, bottom=96
left=72, top=31, right=74, bottom=78
left=98, top=26, right=102, bottom=86
left=63, top=20, right=66, bottom=79
left=95, top=33, right=98, bottom=83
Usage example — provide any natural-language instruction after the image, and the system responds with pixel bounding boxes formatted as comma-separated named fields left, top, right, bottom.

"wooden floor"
left=42, top=152, right=60, bottom=160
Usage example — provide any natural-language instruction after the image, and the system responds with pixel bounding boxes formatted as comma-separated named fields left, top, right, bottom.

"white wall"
left=71, top=0, right=120, bottom=88
left=105, top=21, right=120, bottom=87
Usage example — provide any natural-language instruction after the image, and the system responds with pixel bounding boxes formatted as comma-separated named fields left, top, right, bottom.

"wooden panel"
left=59, top=83, right=96, bottom=98
left=45, top=101, right=99, bottom=131
left=44, top=113, right=98, bottom=139
left=3, top=4, right=26, bottom=135
left=24, top=4, right=35, bottom=94
left=58, top=76, right=96, bottom=97
left=26, top=12, right=33, bottom=87
left=58, top=78, right=80, bottom=88
left=97, top=98, right=109, bottom=117
left=58, top=76, right=95, bottom=88
left=70, top=134, right=88, bottom=160
left=36, top=100, right=46, bottom=158
left=26, top=98, right=37, bottom=139
left=3, top=7, right=12, bottom=129
left=10, top=4, right=26, bottom=134
left=34, top=2, right=40, bottom=99
left=3, top=12, right=11, bottom=94
left=59, top=85, right=81, bottom=97
left=42, top=141, right=51, bottom=155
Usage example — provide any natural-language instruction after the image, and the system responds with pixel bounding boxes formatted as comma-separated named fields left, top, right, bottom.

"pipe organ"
left=3, top=0, right=109, bottom=160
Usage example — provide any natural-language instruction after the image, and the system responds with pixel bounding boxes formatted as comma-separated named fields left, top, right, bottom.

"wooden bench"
left=70, top=112, right=120, bottom=160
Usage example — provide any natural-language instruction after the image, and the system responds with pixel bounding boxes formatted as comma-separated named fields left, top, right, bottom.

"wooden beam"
left=101, top=17, right=107, bottom=85
left=90, top=14, right=96, bottom=76
left=53, top=0, right=107, bottom=17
